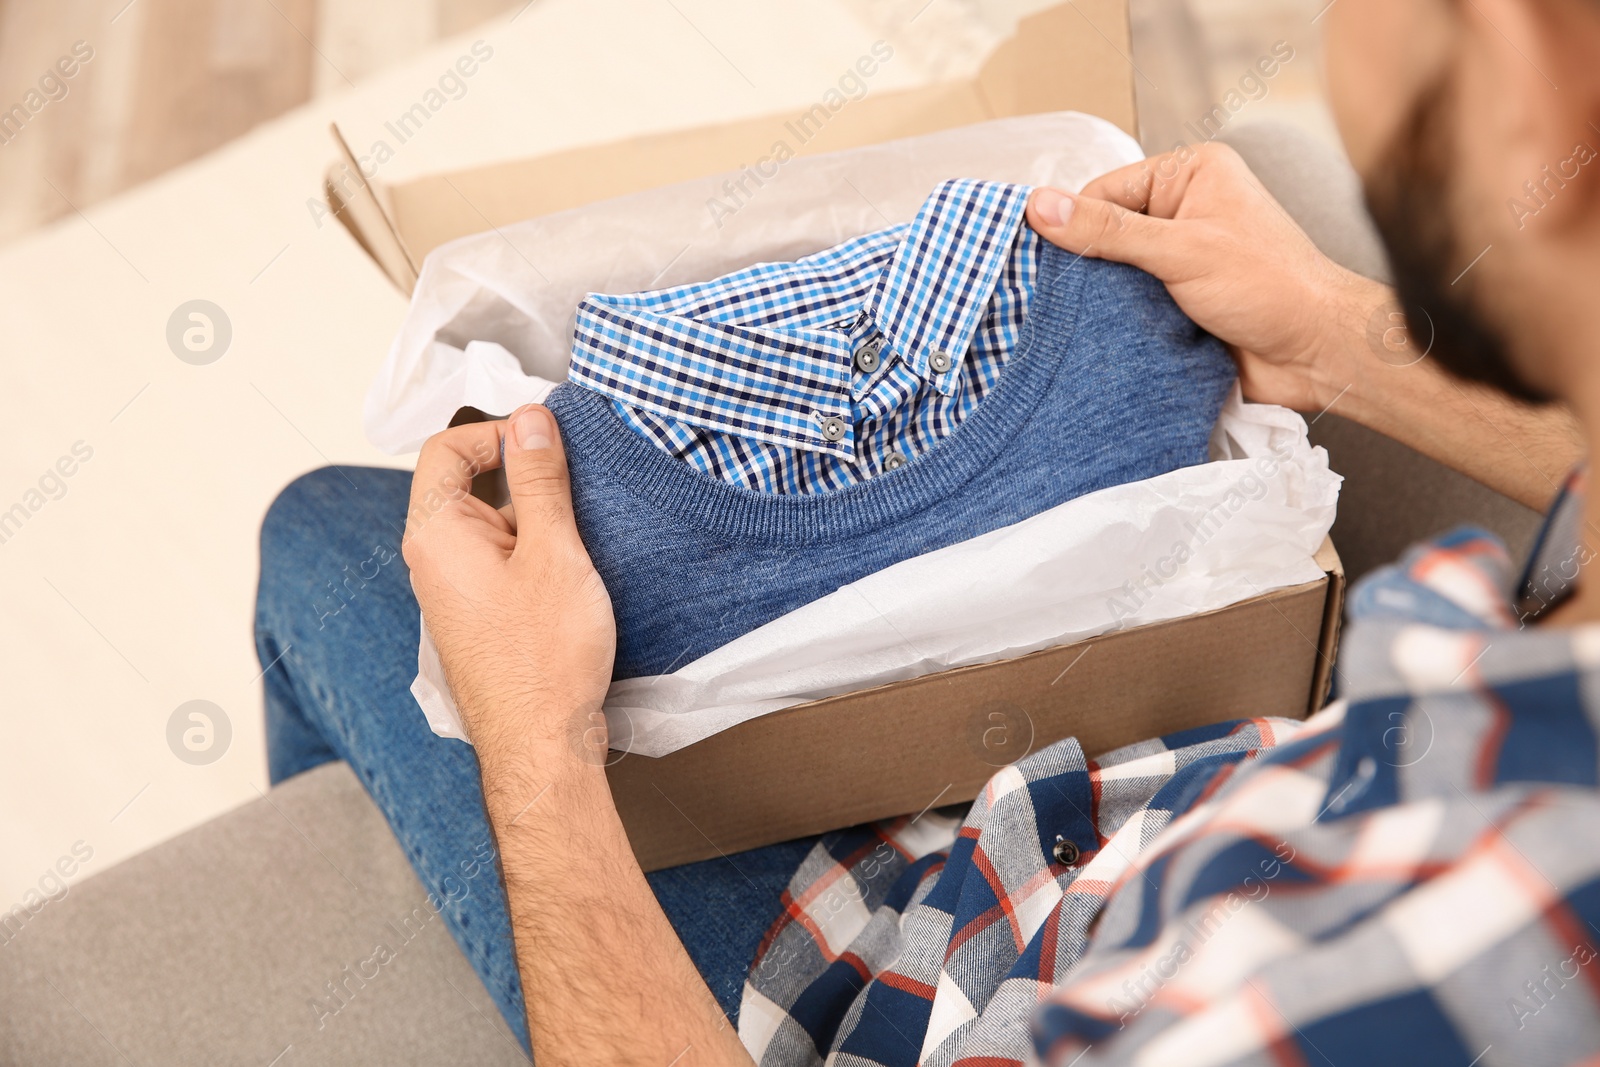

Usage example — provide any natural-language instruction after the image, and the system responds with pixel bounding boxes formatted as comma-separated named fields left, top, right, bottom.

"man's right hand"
left=1025, top=141, right=1380, bottom=417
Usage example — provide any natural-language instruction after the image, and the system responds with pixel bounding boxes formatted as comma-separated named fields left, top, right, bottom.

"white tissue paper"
left=377, top=111, right=1342, bottom=756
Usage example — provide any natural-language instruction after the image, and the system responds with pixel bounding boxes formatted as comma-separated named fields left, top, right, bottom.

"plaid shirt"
left=569, top=180, right=1039, bottom=494
left=741, top=476, right=1600, bottom=1066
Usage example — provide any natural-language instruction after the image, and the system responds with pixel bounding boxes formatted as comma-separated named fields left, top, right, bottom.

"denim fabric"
left=549, top=249, right=1236, bottom=680
left=254, top=466, right=817, bottom=1053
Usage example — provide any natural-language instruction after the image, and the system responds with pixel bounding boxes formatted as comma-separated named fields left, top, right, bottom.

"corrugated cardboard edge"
left=1310, top=534, right=1346, bottom=710
left=325, top=123, right=420, bottom=292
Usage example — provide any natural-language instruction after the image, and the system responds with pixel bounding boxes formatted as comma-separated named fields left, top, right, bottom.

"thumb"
left=503, top=404, right=578, bottom=547
left=1026, top=187, right=1176, bottom=276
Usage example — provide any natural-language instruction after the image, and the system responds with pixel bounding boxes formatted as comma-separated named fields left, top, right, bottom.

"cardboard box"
left=328, top=0, right=1347, bottom=871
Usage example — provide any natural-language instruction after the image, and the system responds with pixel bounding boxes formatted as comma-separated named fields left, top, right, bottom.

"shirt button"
left=854, top=340, right=882, bottom=373
left=928, top=349, right=953, bottom=374
left=883, top=451, right=907, bottom=472
left=819, top=416, right=846, bottom=442
left=1052, top=837, right=1080, bottom=866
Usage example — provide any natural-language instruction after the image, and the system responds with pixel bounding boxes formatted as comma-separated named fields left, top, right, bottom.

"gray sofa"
left=0, top=124, right=1542, bottom=1066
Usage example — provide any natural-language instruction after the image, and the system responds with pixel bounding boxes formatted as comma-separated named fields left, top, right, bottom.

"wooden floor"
left=0, top=0, right=1336, bottom=248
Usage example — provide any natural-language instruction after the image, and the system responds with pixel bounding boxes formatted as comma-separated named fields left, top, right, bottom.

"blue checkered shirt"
left=737, top=474, right=1600, bottom=1066
left=569, top=180, right=1039, bottom=494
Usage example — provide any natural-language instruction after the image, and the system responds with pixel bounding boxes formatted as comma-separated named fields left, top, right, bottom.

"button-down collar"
left=567, top=179, right=1034, bottom=461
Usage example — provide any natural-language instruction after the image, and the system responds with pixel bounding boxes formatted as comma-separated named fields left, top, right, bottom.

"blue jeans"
left=254, top=467, right=815, bottom=1053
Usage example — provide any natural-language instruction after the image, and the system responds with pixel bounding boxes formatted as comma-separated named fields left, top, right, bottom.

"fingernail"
left=1032, top=187, right=1073, bottom=228
left=511, top=406, right=553, bottom=450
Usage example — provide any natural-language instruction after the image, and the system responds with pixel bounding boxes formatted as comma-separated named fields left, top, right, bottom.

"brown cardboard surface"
left=326, top=0, right=1135, bottom=292
left=1309, top=536, right=1346, bottom=710
left=610, top=544, right=1341, bottom=872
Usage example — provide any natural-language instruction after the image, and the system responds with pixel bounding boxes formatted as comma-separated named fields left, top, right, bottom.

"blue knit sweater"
left=546, top=247, right=1235, bottom=680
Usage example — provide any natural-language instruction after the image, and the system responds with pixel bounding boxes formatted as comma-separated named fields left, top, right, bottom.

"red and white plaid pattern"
left=740, top=720, right=1303, bottom=1066
left=741, top=508, right=1600, bottom=1067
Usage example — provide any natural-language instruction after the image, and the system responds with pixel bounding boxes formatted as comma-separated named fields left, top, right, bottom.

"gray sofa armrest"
left=0, top=761, right=528, bottom=1066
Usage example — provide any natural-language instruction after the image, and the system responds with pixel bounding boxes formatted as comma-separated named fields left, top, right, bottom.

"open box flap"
left=325, top=123, right=420, bottom=292
left=324, top=0, right=1135, bottom=293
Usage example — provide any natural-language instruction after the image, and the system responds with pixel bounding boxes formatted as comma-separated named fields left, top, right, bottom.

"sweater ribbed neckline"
left=547, top=242, right=1089, bottom=546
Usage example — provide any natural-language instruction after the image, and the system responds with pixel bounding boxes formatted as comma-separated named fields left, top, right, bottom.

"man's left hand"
left=400, top=404, right=616, bottom=759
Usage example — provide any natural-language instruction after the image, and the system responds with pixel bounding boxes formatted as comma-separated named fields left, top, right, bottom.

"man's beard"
left=1363, top=73, right=1549, bottom=403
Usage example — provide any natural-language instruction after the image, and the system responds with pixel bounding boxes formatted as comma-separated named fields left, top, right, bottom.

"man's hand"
left=402, top=405, right=751, bottom=1067
left=1026, top=142, right=1374, bottom=415
left=1026, top=143, right=1580, bottom=510
left=401, top=405, right=615, bottom=757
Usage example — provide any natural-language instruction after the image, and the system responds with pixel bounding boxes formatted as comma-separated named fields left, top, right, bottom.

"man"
left=256, top=0, right=1600, bottom=1062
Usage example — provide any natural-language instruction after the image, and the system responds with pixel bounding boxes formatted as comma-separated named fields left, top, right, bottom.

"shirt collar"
left=567, top=179, right=1033, bottom=457
left=867, top=179, right=1033, bottom=396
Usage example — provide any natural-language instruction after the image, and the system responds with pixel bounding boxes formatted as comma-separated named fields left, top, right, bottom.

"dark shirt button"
left=1053, top=837, right=1080, bottom=866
